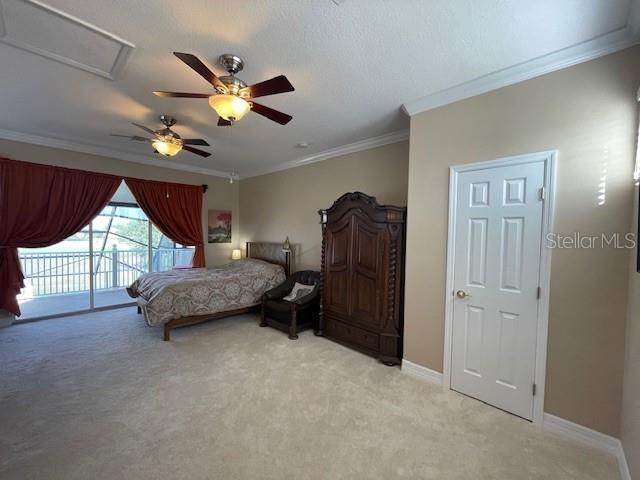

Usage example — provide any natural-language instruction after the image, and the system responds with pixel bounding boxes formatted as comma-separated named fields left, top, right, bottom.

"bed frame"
left=152, top=242, right=292, bottom=341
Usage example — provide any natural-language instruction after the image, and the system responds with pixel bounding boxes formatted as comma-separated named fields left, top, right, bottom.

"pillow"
left=283, top=282, right=314, bottom=302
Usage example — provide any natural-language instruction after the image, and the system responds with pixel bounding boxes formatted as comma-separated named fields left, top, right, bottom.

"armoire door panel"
left=350, top=272, right=379, bottom=327
left=326, top=270, right=349, bottom=316
left=328, top=221, right=351, bottom=268
left=350, top=216, right=383, bottom=326
left=353, top=218, right=379, bottom=273
left=324, top=216, right=352, bottom=316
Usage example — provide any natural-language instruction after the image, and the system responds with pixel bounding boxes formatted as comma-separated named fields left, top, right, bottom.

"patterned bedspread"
left=127, top=258, right=285, bottom=326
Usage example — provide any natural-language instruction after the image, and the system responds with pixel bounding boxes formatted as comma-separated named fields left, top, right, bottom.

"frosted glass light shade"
left=231, top=249, right=242, bottom=260
left=209, top=94, right=250, bottom=121
left=152, top=136, right=182, bottom=157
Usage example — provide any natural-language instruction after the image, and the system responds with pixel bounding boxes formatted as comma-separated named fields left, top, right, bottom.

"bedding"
left=127, top=258, right=285, bottom=326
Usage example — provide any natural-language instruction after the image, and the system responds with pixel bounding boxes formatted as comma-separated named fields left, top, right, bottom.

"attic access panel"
left=0, top=0, right=134, bottom=79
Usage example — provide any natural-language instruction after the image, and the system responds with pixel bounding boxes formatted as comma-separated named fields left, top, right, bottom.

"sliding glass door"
left=17, top=229, right=91, bottom=318
left=92, top=202, right=194, bottom=308
left=92, top=203, right=149, bottom=308
left=17, top=184, right=194, bottom=319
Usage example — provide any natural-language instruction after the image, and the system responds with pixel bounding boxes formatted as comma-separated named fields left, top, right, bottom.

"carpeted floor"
left=0, top=308, right=618, bottom=479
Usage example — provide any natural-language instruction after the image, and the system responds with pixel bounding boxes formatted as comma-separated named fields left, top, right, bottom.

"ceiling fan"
left=111, top=115, right=211, bottom=158
left=153, top=52, right=294, bottom=126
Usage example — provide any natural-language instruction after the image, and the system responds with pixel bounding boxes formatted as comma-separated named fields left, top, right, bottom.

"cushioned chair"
left=260, top=270, right=320, bottom=339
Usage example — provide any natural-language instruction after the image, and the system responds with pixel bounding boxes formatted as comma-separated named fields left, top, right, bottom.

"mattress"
left=127, top=258, right=285, bottom=326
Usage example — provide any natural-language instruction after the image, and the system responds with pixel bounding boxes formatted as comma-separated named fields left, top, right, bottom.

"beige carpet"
left=0, top=309, right=618, bottom=479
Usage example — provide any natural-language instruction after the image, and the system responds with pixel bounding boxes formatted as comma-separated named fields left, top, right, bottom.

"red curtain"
left=124, top=178, right=205, bottom=268
left=0, top=158, right=122, bottom=316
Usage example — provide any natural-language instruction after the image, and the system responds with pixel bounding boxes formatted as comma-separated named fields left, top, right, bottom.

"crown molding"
left=241, top=129, right=409, bottom=179
left=402, top=25, right=640, bottom=116
left=0, top=126, right=409, bottom=181
left=0, top=127, right=229, bottom=178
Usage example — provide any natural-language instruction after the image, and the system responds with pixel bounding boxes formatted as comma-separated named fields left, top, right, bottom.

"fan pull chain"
left=229, top=123, right=235, bottom=184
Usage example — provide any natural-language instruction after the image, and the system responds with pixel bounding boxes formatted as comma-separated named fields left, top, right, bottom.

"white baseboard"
left=401, top=359, right=443, bottom=386
left=543, top=414, right=631, bottom=480
left=618, top=447, right=632, bottom=480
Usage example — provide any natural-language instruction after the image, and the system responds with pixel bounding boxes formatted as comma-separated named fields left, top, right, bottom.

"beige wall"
left=3, top=46, right=639, bottom=448
left=404, top=47, right=640, bottom=437
left=239, top=141, right=409, bottom=270
left=0, top=138, right=239, bottom=267
left=622, top=185, right=640, bottom=478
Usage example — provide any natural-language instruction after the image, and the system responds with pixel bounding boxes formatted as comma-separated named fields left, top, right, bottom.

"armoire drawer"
left=325, top=317, right=379, bottom=352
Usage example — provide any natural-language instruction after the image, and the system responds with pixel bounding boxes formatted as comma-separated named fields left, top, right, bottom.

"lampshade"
left=231, top=249, right=242, bottom=260
left=152, top=136, right=183, bottom=157
left=208, top=94, right=251, bottom=121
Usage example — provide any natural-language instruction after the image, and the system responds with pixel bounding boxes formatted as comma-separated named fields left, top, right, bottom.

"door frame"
left=443, top=150, right=557, bottom=425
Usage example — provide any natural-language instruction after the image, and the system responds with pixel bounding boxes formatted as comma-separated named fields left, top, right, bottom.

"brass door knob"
left=456, top=290, right=471, bottom=299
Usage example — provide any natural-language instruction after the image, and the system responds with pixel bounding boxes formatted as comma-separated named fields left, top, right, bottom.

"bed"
left=127, top=242, right=291, bottom=341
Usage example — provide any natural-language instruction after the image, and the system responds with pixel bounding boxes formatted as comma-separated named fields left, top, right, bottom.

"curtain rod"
left=1, top=157, right=213, bottom=194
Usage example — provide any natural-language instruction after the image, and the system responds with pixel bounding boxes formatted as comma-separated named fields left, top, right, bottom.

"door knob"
left=455, top=290, right=471, bottom=299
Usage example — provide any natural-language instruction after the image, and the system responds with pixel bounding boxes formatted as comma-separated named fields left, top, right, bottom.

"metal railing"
left=19, top=248, right=194, bottom=297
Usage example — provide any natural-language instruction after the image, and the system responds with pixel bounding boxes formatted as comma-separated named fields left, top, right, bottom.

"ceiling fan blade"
left=173, top=52, right=228, bottom=93
left=182, top=139, right=210, bottom=146
left=131, top=123, right=157, bottom=136
left=243, top=75, right=294, bottom=99
left=153, top=91, right=211, bottom=98
left=110, top=134, right=152, bottom=142
left=250, top=102, right=293, bottom=125
left=182, top=145, right=211, bottom=157
left=217, top=117, right=232, bottom=126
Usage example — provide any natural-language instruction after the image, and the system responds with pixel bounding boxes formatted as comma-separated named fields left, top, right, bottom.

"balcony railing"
left=19, top=248, right=194, bottom=297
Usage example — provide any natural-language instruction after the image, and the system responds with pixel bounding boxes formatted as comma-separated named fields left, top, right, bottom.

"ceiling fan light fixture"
left=152, top=135, right=183, bottom=156
left=208, top=94, right=251, bottom=122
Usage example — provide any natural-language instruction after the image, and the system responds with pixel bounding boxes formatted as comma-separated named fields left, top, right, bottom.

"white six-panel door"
left=450, top=160, right=545, bottom=420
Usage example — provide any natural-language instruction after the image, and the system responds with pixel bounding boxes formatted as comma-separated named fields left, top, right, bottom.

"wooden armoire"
left=318, top=192, right=406, bottom=365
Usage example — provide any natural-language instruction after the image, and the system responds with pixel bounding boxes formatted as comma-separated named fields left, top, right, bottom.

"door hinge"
left=538, top=187, right=545, bottom=201
left=533, top=383, right=537, bottom=396
left=536, top=287, right=541, bottom=299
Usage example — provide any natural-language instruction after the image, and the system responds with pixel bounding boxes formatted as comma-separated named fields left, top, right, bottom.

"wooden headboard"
left=246, top=242, right=292, bottom=276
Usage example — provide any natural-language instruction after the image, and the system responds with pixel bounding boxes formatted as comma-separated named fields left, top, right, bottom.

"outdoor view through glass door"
left=17, top=183, right=194, bottom=319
